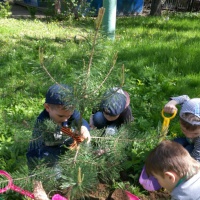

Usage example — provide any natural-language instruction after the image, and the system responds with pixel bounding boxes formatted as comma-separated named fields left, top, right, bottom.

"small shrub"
left=27, top=6, right=37, bottom=18
left=0, top=1, right=11, bottom=18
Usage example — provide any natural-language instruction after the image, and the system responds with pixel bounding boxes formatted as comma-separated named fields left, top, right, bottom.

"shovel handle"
left=162, top=109, right=177, bottom=120
left=161, top=109, right=177, bottom=131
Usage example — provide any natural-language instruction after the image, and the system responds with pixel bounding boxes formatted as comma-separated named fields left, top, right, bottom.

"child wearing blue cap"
left=164, top=95, right=200, bottom=162
left=90, top=87, right=133, bottom=135
left=26, top=84, right=91, bottom=170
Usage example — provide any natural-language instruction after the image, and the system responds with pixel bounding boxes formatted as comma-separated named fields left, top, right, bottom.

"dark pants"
left=174, top=137, right=194, bottom=154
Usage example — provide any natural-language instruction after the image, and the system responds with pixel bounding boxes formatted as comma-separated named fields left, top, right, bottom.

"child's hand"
left=163, top=100, right=178, bottom=114
left=81, top=126, right=91, bottom=143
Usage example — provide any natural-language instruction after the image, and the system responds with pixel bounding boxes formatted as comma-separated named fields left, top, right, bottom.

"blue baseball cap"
left=180, top=98, right=200, bottom=125
left=45, top=84, right=75, bottom=106
left=100, top=87, right=126, bottom=116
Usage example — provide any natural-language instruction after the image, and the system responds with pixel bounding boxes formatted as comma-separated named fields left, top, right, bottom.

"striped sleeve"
left=170, top=95, right=190, bottom=105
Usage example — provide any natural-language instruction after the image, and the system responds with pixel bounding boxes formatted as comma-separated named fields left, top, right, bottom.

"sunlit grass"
left=0, top=13, right=200, bottom=177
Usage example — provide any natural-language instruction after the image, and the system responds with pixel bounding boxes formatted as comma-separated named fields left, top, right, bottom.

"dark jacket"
left=26, top=109, right=90, bottom=169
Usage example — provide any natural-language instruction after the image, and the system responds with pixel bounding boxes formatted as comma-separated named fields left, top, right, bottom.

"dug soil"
left=82, top=183, right=171, bottom=200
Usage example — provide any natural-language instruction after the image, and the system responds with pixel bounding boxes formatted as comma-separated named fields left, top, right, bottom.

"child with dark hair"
left=145, top=140, right=200, bottom=200
left=26, top=84, right=91, bottom=169
left=164, top=95, right=200, bottom=161
left=89, top=87, right=134, bottom=135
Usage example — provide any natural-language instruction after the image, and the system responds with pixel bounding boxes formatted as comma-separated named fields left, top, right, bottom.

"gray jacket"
left=171, top=172, right=200, bottom=200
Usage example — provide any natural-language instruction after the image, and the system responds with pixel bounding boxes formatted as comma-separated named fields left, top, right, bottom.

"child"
left=140, top=95, right=200, bottom=191
left=26, top=84, right=91, bottom=169
left=164, top=95, right=200, bottom=162
left=145, top=140, right=200, bottom=200
left=90, top=87, right=133, bottom=135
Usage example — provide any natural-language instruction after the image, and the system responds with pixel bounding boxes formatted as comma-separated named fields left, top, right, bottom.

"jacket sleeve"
left=26, top=120, right=64, bottom=170
left=69, top=110, right=90, bottom=131
left=170, top=95, right=190, bottom=105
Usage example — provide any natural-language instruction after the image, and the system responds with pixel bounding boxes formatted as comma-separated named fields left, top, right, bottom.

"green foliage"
left=59, top=153, right=99, bottom=199
left=0, top=166, right=32, bottom=200
left=112, top=180, right=145, bottom=196
left=0, top=132, right=29, bottom=172
left=27, top=6, right=37, bottom=18
left=54, top=0, right=94, bottom=20
left=0, top=1, right=11, bottom=18
left=1, top=12, right=200, bottom=199
left=29, top=126, right=134, bottom=199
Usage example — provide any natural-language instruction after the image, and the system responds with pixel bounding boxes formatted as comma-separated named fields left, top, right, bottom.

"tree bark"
left=187, top=0, right=195, bottom=11
left=55, top=0, right=61, bottom=14
left=150, top=0, right=162, bottom=16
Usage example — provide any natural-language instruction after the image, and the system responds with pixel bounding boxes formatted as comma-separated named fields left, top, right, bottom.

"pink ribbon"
left=0, top=170, right=34, bottom=199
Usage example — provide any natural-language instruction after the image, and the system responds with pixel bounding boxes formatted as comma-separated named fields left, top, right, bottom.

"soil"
left=140, top=190, right=171, bottom=200
left=79, top=183, right=171, bottom=200
left=87, top=183, right=111, bottom=200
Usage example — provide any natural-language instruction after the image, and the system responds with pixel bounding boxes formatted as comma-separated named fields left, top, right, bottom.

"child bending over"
left=145, top=140, right=200, bottom=200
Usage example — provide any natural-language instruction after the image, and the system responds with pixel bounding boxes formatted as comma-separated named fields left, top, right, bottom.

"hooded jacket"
left=171, top=172, right=200, bottom=200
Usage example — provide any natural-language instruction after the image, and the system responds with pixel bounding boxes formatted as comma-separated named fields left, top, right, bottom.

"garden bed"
left=81, top=183, right=171, bottom=200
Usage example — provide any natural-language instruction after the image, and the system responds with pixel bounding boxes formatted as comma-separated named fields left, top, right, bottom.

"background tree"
left=150, top=0, right=162, bottom=15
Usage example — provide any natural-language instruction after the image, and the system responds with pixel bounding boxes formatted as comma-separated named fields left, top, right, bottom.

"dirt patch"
left=88, top=183, right=111, bottom=200
left=78, top=183, right=171, bottom=200
left=111, top=189, right=130, bottom=200
left=139, top=190, right=171, bottom=200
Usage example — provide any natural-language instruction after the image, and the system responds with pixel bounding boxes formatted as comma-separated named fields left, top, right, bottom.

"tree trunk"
left=187, top=0, right=195, bottom=11
left=55, top=0, right=61, bottom=14
left=150, top=0, right=162, bottom=16
left=68, top=0, right=80, bottom=20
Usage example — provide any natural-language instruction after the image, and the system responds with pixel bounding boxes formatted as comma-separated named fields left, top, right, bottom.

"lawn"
left=0, top=9, right=200, bottom=199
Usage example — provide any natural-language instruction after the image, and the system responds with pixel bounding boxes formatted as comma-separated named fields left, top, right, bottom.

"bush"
left=0, top=1, right=11, bottom=18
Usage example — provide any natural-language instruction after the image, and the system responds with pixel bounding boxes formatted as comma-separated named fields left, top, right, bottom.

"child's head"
left=145, top=140, right=200, bottom=192
left=100, top=87, right=127, bottom=121
left=44, top=84, right=75, bottom=125
left=179, top=98, right=200, bottom=138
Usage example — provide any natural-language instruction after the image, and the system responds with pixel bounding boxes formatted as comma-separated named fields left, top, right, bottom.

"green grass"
left=1, top=12, right=200, bottom=198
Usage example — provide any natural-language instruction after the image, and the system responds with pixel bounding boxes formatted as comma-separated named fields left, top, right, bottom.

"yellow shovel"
left=159, top=109, right=177, bottom=142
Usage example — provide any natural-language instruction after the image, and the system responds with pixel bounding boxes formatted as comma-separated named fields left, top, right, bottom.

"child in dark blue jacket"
left=26, top=84, right=90, bottom=170
left=90, top=87, right=133, bottom=135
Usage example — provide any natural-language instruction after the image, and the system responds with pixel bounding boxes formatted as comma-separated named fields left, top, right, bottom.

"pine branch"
left=73, top=145, right=80, bottom=164
left=39, top=48, right=59, bottom=86
left=93, top=52, right=118, bottom=94
left=87, top=7, right=105, bottom=79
